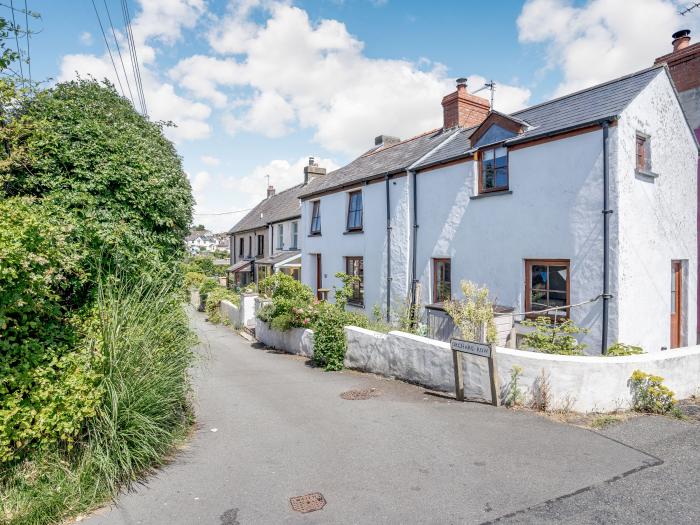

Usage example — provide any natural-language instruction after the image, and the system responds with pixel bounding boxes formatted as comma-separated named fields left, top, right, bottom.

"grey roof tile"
left=298, top=128, right=459, bottom=199
left=228, top=184, right=304, bottom=234
left=414, top=65, right=665, bottom=169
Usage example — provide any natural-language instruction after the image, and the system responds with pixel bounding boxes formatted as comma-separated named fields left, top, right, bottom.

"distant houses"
left=228, top=31, right=700, bottom=354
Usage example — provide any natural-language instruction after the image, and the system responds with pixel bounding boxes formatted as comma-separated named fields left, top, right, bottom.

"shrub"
left=606, top=342, right=645, bottom=356
left=198, top=278, right=218, bottom=295
left=521, top=316, right=588, bottom=355
left=1, top=78, right=194, bottom=280
left=630, top=370, right=679, bottom=415
left=256, top=273, right=317, bottom=331
left=0, top=197, right=102, bottom=463
left=444, top=281, right=497, bottom=343
left=184, top=271, right=206, bottom=289
left=505, top=366, right=524, bottom=407
left=204, top=286, right=240, bottom=324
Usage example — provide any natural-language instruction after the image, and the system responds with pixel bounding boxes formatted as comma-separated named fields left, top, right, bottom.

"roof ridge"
left=361, top=127, right=444, bottom=158
left=512, top=64, right=664, bottom=117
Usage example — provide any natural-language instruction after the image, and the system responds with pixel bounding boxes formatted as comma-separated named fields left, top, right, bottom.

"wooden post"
left=452, top=348, right=464, bottom=402
left=487, top=344, right=500, bottom=407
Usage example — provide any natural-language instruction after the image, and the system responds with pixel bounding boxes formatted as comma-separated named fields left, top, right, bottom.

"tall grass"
left=1, top=271, right=196, bottom=525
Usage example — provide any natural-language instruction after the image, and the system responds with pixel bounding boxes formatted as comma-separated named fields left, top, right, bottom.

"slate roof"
left=257, top=250, right=301, bottom=266
left=415, top=65, right=667, bottom=170
left=228, top=184, right=304, bottom=234
left=298, top=128, right=459, bottom=199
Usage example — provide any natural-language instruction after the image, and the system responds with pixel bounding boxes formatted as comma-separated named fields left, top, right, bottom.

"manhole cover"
left=290, top=492, right=326, bottom=513
left=340, top=387, right=379, bottom=400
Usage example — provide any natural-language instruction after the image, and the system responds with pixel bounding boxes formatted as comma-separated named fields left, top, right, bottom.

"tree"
left=0, top=78, right=194, bottom=276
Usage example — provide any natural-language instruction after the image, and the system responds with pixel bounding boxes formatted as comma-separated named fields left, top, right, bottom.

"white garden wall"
left=255, top=319, right=314, bottom=358
left=219, top=300, right=242, bottom=328
left=251, top=321, right=700, bottom=412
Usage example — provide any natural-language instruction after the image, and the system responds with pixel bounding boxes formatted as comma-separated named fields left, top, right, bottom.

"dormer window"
left=479, top=146, right=508, bottom=193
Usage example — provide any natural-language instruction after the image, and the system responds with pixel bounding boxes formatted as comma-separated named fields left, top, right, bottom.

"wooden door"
left=671, top=261, right=682, bottom=348
left=315, top=254, right=322, bottom=300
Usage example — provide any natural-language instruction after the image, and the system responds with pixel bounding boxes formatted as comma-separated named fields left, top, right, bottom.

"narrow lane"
left=82, top=309, right=657, bottom=525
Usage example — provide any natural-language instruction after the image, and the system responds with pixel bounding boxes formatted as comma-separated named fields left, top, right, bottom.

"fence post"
left=452, top=348, right=464, bottom=402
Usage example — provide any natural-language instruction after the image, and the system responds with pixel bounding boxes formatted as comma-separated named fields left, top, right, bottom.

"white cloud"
left=201, top=155, right=221, bottom=166
left=193, top=156, right=340, bottom=232
left=170, top=2, right=532, bottom=155
left=58, top=0, right=211, bottom=142
left=79, top=32, right=93, bottom=46
left=517, top=0, right=700, bottom=96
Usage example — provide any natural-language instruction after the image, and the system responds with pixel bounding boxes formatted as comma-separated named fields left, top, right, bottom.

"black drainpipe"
left=409, top=169, right=419, bottom=323
left=385, top=173, right=392, bottom=323
left=601, top=121, right=613, bottom=354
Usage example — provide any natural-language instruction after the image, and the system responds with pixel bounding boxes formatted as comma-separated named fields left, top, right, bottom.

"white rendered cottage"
left=299, top=65, right=698, bottom=354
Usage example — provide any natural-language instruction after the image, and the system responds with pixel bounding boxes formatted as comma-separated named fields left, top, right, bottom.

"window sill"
left=343, top=229, right=364, bottom=235
left=347, top=301, right=365, bottom=308
left=470, top=190, right=512, bottom=200
left=635, top=169, right=658, bottom=180
left=308, top=232, right=322, bottom=237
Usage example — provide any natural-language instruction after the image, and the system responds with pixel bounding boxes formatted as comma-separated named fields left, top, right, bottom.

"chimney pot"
left=672, top=29, right=691, bottom=52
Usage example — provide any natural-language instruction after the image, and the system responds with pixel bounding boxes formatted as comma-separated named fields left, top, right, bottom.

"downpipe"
left=409, top=169, right=419, bottom=324
left=385, top=173, right=392, bottom=323
left=601, top=120, right=613, bottom=354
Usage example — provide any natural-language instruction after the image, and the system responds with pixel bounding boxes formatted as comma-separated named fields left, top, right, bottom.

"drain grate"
left=289, top=492, right=326, bottom=513
left=340, top=387, right=379, bottom=400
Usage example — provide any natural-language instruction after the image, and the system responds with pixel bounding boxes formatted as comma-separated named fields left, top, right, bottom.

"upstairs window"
left=310, top=200, right=321, bottom=234
left=345, top=256, right=364, bottom=306
left=636, top=133, right=651, bottom=172
left=479, top=146, right=508, bottom=193
left=247, top=236, right=252, bottom=258
left=347, top=191, right=363, bottom=231
left=238, top=237, right=244, bottom=257
left=433, top=258, right=452, bottom=303
left=525, top=259, right=570, bottom=318
left=256, top=234, right=265, bottom=256
left=277, top=224, right=284, bottom=250
left=291, top=222, right=298, bottom=249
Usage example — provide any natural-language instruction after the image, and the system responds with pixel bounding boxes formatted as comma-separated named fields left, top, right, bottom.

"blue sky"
left=16, top=0, right=700, bottom=231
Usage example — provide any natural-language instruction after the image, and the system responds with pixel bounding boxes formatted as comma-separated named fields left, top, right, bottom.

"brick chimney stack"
left=303, top=156, right=326, bottom=184
left=654, top=30, right=700, bottom=95
left=267, top=184, right=275, bottom=198
left=442, top=78, right=491, bottom=129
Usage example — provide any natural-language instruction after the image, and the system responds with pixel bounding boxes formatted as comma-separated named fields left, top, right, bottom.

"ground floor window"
left=433, top=258, right=451, bottom=303
left=345, top=256, right=364, bottom=306
left=525, top=259, right=570, bottom=317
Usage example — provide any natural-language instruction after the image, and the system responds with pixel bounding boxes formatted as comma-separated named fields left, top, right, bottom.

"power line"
left=23, top=0, right=29, bottom=86
left=120, top=0, right=147, bottom=115
left=9, top=0, right=23, bottom=85
left=103, top=0, right=134, bottom=108
left=193, top=208, right=254, bottom=216
left=90, top=0, right=126, bottom=97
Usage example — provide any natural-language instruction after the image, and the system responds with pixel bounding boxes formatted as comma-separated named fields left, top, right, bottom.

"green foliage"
left=256, top=273, right=317, bottom=331
left=205, top=286, right=240, bottom=324
left=258, top=272, right=314, bottom=302
left=630, top=370, right=679, bottom=415
left=0, top=197, right=102, bottom=463
left=198, top=278, right=218, bottom=296
left=505, top=366, right=524, bottom=407
left=184, top=271, right=206, bottom=289
left=521, top=316, right=588, bottom=355
left=606, top=342, right=645, bottom=356
left=444, top=281, right=497, bottom=343
left=185, top=255, right=225, bottom=277
left=0, top=78, right=194, bottom=278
